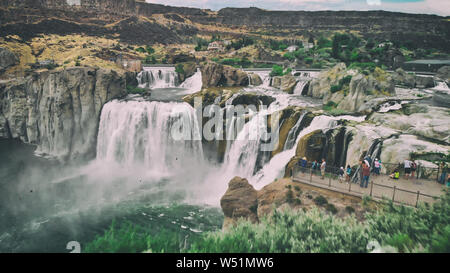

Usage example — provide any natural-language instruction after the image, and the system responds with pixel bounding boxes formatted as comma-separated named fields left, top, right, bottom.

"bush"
left=314, top=195, right=328, bottom=206
left=345, top=206, right=355, bottom=214
left=283, top=52, right=295, bottom=61
left=175, top=64, right=184, bottom=74
left=127, top=85, right=146, bottom=94
left=269, top=65, right=284, bottom=77
left=325, top=204, right=338, bottom=214
left=330, top=85, right=341, bottom=93
left=188, top=208, right=370, bottom=253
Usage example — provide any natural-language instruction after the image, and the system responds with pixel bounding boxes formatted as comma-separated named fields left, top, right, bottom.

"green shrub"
left=175, top=63, right=184, bottom=74
left=330, top=85, right=341, bottom=93
left=314, top=195, right=328, bottom=206
left=127, top=85, right=146, bottom=94
left=286, top=189, right=295, bottom=204
left=325, top=203, right=338, bottom=214
left=345, top=206, right=355, bottom=214
left=188, top=208, right=370, bottom=253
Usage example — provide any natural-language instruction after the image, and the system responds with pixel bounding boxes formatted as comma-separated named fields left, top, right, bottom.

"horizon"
left=145, top=0, right=450, bottom=17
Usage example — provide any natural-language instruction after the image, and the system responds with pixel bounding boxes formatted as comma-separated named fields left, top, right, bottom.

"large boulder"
left=392, top=68, right=415, bottom=88
left=0, top=67, right=127, bottom=161
left=200, top=62, right=248, bottom=87
left=0, top=47, right=18, bottom=73
left=220, top=176, right=258, bottom=228
left=336, top=68, right=395, bottom=112
left=271, top=74, right=298, bottom=93
left=176, top=62, right=197, bottom=83
left=436, top=66, right=450, bottom=83
left=248, top=73, right=262, bottom=86
left=307, top=63, right=348, bottom=98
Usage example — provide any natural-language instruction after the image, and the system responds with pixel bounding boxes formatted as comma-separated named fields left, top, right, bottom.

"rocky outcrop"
left=309, top=64, right=396, bottom=113
left=0, top=67, right=126, bottom=161
left=220, top=176, right=258, bottom=228
left=176, top=62, right=197, bottom=83
left=272, top=74, right=297, bottom=94
left=391, top=68, right=416, bottom=88
left=336, top=70, right=395, bottom=112
left=437, top=66, right=450, bottom=84
left=392, top=68, right=435, bottom=88
left=248, top=73, right=262, bottom=86
left=0, top=47, right=18, bottom=73
left=200, top=62, right=248, bottom=87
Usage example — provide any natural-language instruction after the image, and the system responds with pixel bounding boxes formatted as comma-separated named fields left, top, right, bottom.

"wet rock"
left=248, top=73, right=262, bottom=86
left=436, top=66, right=450, bottom=83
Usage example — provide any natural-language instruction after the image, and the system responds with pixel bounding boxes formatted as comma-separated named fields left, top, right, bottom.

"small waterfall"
left=180, top=68, right=203, bottom=93
left=250, top=115, right=340, bottom=189
left=96, top=99, right=203, bottom=177
left=283, top=112, right=307, bottom=150
left=137, top=67, right=179, bottom=89
left=293, top=80, right=309, bottom=95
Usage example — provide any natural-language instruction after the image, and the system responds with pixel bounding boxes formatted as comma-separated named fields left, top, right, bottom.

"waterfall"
left=96, top=99, right=203, bottom=178
left=180, top=68, right=203, bottom=93
left=293, top=80, right=309, bottom=95
left=137, top=67, right=179, bottom=89
left=249, top=115, right=340, bottom=189
left=283, top=112, right=307, bottom=150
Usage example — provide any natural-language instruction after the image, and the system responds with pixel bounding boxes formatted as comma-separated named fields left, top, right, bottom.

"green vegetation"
left=143, top=55, right=157, bottom=64
left=126, top=85, right=146, bottom=94
left=270, top=65, right=291, bottom=77
left=268, top=39, right=288, bottom=51
left=218, top=57, right=252, bottom=68
left=330, top=75, right=353, bottom=94
left=175, top=63, right=184, bottom=74
left=345, top=206, right=355, bottom=214
left=314, top=195, right=328, bottom=206
left=325, top=203, right=338, bottom=214
left=85, top=186, right=449, bottom=253
left=228, top=37, right=255, bottom=51
left=84, top=221, right=190, bottom=253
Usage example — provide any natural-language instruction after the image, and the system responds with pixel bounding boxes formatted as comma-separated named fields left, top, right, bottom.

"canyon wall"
left=0, top=67, right=126, bottom=161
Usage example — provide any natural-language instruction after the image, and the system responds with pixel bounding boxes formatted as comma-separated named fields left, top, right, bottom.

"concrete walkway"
left=293, top=172, right=446, bottom=206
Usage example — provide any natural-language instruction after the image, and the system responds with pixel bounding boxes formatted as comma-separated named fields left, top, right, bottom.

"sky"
left=145, top=0, right=450, bottom=16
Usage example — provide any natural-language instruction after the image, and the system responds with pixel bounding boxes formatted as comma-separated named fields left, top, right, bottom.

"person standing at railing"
left=404, top=159, right=412, bottom=180
left=346, top=165, right=352, bottom=183
left=373, top=159, right=381, bottom=176
left=439, top=162, right=448, bottom=184
left=320, top=159, right=326, bottom=180
left=300, top=157, right=308, bottom=175
left=410, top=160, right=417, bottom=180
left=338, top=167, right=345, bottom=183
left=361, top=162, right=370, bottom=188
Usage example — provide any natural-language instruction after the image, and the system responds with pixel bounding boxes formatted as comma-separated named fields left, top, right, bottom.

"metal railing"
left=291, top=165, right=442, bottom=207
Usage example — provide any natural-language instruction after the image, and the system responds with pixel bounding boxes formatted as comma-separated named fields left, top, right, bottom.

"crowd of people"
left=296, top=155, right=450, bottom=188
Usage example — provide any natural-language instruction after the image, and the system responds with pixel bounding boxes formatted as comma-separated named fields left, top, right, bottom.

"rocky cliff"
left=1, top=0, right=449, bottom=52
left=0, top=67, right=126, bottom=161
left=308, top=64, right=395, bottom=113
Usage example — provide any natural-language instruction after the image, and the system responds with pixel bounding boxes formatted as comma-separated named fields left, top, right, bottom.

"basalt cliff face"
left=1, top=0, right=449, bottom=51
left=0, top=67, right=126, bottom=161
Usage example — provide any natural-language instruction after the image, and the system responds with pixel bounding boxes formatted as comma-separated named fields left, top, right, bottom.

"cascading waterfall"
left=137, top=67, right=179, bottom=89
left=249, top=115, right=340, bottom=189
left=283, top=112, right=307, bottom=150
left=293, top=80, right=309, bottom=95
left=179, top=68, right=203, bottom=93
left=96, top=99, right=203, bottom=178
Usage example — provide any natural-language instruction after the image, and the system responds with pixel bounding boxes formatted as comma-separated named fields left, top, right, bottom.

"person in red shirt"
left=361, top=163, right=370, bottom=188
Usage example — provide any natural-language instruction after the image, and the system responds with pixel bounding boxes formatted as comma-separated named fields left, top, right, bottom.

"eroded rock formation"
left=0, top=67, right=126, bottom=161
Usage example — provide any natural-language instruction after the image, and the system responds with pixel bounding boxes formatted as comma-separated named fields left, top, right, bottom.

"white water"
left=96, top=99, right=203, bottom=179
left=284, top=112, right=307, bottom=150
left=137, top=67, right=179, bottom=89
left=293, top=80, right=309, bottom=95
left=249, top=115, right=340, bottom=189
left=180, top=68, right=203, bottom=94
